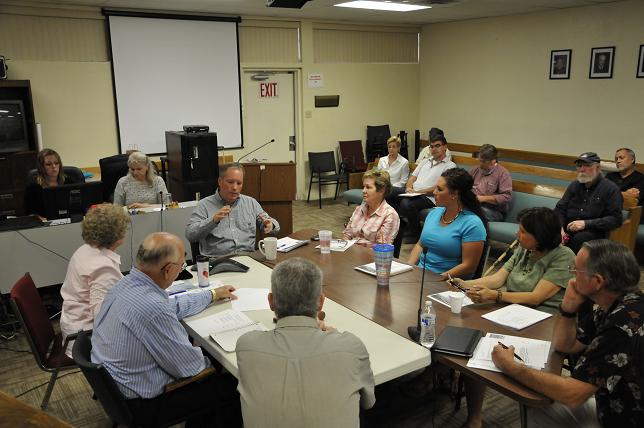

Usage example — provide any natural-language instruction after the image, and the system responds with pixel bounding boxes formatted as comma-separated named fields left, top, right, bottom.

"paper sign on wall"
left=308, top=73, right=324, bottom=88
left=259, top=81, right=278, bottom=98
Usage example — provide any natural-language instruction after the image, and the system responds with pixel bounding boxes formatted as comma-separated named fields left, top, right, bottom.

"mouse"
left=209, top=258, right=250, bottom=274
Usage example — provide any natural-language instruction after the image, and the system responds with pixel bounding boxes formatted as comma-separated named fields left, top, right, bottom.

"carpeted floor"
left=1, top=198, right=642, bottom=427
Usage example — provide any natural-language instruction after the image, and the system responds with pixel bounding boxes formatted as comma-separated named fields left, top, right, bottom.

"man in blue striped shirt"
left=91, top=232, right=238, bottom=426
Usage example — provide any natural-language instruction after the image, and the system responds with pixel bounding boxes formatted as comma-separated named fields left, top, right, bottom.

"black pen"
left=497, top=341, right=524, bottom=362
left=447, top=273, right=468, bottom=294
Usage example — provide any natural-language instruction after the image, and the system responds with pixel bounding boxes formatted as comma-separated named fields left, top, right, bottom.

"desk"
left=181, top=256, right=431, bottom=385
left=0, top=203, right=196, bottom=293
left=271, top=230, right=563, bottom=410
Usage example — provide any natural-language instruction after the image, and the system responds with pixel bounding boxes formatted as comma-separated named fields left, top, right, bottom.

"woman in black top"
left=24, top=148, right=67, bottom=217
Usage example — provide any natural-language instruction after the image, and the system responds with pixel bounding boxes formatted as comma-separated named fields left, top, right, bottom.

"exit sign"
left=259, top=81, right=278, bottom=98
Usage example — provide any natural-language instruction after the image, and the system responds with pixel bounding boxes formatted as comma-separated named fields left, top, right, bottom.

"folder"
left=432, top=326, right=483, bottom=358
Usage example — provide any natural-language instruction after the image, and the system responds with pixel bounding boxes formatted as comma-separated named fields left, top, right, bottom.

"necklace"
left=440, top=209, right=462, bottom=224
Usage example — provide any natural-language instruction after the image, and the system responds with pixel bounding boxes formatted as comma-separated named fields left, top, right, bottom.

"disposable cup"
left=373, top=243, right=395, bottom=287
left=449, top=291, right=465, bottom=314
left=319, top=230, right=332, bottom=254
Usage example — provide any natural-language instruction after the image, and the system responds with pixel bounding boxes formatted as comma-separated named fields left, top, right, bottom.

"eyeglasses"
left=567, top=264, right=587, bottom=274
left=161, top=261, right=187, bottom=272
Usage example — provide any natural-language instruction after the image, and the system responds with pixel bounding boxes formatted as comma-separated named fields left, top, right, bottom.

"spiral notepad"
left=207, top=309, right=267, bottom=352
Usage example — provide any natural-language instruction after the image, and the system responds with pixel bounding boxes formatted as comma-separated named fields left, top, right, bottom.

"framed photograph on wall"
left=589, top=46, right=615, bottom=79
left=637, top=45, right=644, bottom=78
left=550, top=49, right=571, bottom=79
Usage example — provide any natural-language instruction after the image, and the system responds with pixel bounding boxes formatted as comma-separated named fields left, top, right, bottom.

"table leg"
left=520, top=403, right=528, bottom=428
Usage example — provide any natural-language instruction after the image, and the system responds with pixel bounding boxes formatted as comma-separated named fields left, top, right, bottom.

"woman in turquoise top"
left=407, top=168, right=488, bottom=279
left=452, top=207, right=574, bottom=428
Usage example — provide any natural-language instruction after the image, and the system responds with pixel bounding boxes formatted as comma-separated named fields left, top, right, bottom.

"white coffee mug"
left=259, top=237, right=278, bottom=261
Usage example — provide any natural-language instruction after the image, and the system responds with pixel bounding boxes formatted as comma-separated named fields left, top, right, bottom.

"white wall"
left=419, top=0, right=644, bottom=160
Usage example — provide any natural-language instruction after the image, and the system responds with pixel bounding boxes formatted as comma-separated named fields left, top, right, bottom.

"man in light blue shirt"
left=91, top=232, right=238, bottom=426
left=186, top=163, right=280, bottom=257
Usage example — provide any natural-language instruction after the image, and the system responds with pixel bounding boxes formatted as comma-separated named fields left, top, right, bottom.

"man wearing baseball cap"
left=554, top=152, right=622, bottom=253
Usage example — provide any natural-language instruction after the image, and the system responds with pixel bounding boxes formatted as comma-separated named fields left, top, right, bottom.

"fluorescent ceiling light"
left=335, top=1, right=431, bottom=12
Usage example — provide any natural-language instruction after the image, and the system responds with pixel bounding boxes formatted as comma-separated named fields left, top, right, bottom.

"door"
left=241, top=71, right=296, bottom=163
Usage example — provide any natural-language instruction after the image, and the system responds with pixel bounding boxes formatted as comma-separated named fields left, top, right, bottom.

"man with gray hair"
left=92, top=232, right=238, bottom=426
left=605, top=148, right=644, bottom=222
left=186, top=162, right=280, bottom=257
left=555, top=152, right=622, bottom=253
left=236, top=258, right=375, bottom=428
left=490, top=240, right=643, bottom=427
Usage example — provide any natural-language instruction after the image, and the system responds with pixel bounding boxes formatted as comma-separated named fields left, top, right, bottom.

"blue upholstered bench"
left=488, top=192, right=559, bottom=244
left=342, top=188, right=363, bottom=205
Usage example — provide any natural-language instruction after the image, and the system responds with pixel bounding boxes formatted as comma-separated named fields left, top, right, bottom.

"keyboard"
left=0, top=215, right=45, bottom=232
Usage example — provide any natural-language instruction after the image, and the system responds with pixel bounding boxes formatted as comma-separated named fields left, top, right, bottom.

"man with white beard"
left=555, top=152, right=622, bottom=253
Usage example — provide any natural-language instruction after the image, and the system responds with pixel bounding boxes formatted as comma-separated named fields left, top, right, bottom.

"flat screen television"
left=0, top=100, right=29, bottom=154
left=42, top=181, right=105, bottom=221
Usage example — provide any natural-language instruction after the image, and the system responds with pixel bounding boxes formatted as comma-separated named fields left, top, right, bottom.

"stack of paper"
left=429, top=291, right=474, bottom=308
left=482, top=304, right=552, bottom=330
left=207, top=309, right=268, bottom=352
left=315, top=239, right=357, bottom=252
left=355, top=260, right=414, bottom=276
left=467, top=332, right=551, bottom=372
left=277, top=237, right=308, bottom=253
left=230, top=288, right=270, bottom=312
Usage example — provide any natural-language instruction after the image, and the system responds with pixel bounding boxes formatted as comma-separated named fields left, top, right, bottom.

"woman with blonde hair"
left=343, top=169, right=400, bottom=245
left=24, top=148, right=72, bottom=217
left=113, top=151, right=169, bottom=208
left=59, top=203, right=130, bottom=355
left=378, top=135, right=409, bottom=197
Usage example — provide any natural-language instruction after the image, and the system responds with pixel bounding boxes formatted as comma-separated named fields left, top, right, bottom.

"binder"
left=432, top=326, right=483, bottom=358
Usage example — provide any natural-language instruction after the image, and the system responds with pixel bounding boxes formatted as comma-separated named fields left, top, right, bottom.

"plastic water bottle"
left=420, top=300, right=436, bottom=348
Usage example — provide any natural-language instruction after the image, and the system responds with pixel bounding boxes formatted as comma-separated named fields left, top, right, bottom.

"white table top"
left=181, top=256, right=431, bottom=385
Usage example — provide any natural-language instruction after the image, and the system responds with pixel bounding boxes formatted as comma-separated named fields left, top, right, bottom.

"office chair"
left=9, top=273, right=78, bottom=410
left=99, top=154, right=129, bottom=202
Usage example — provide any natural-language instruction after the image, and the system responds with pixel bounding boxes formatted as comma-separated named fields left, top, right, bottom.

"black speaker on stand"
left=165, top=131, right=219, bottom=202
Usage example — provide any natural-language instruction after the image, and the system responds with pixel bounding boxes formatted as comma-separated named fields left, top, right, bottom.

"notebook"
left=355, top=260, right=414, bottom=276
left=276, top=237, right=308, bottom=253
left=432, top=326, right=483, bottom=358
left=207, top=309, right=268, bottom=352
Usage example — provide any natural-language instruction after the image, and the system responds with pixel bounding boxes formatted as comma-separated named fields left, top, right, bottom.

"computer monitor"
left=42, top=181, right=105, bottom=221
left=0, top=100, right=29, bottom=154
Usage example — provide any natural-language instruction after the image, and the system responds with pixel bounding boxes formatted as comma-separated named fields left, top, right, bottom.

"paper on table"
left=208, top=309, right=268, bottom=352
left=467, top=332, right=551, bottom=372
left=230, top=288, right=270, bottom=312
left=315, top=239, right=357, bottom=252
left=277, top=237, right=308, bottom=253
left=355, top=260, right=414, bottom=276
left=167, top=279, right=223, bottom=297
left=398, top=192, right=423, bottom=197
left=429, top=291, right=474, bottom=308
left=481, top=303, right=552, bottom=330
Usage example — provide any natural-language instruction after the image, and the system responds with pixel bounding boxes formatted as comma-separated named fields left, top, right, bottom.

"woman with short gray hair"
left=113, top=151, right=169, bottom=208
left=59, top=203, right=130, bottom=355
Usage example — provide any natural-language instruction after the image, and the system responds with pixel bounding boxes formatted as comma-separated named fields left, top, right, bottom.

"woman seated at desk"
left=113, top=151, right=169, bottom=209
left=378, top=136, right=409, bottom=198
left=407, top=168, right=487, bottom=279
left=59, top=203, right=130, bottom=356
left=24, top=148, right=73, bottom=217
left=452, top=206, right=574, bottom=428
left=342, top=169, right=400, bottom=245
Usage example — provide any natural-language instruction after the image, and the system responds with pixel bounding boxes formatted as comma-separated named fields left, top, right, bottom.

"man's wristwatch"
left=558, top=303, right=577, bottom=318
left=211, top=288, right=218, bottom=302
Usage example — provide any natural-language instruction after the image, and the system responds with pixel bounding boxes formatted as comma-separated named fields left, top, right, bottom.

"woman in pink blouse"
left=59, top=203, right=130, bottom=355
left=343, top=169, right=400, bottom=245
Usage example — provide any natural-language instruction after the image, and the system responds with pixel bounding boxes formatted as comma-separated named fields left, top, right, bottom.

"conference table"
left=182, top=229, right=562, bottom=427
left=0, top=202, right=197, bottom=294
left=268, top=230, right=563, bottom=425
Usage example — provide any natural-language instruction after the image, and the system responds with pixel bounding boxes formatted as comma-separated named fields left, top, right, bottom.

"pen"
left=497, top=341, right=524, bottom=362
left=447, top=273, right=468, bottom=293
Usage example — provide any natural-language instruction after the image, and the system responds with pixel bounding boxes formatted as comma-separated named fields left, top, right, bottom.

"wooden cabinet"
left=0, top=80, right=38, bottom=215
left=242, top=163, right=296, bottom=237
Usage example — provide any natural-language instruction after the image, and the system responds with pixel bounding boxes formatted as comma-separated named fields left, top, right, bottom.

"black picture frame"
left=589, top=46, right=615, bottom=79
left=637, top=44, right=644, bottom=78
left=550, top=49, right=571, bottom=79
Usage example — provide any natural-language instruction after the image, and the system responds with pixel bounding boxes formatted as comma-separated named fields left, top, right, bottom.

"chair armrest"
left=164, top=366, right=216, bottom=393
left=63, top=329, right=91, bottom=349
left=608, top=206, right=642, bottom=251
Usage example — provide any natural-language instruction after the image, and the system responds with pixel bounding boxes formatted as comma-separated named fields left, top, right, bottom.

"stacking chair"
left=366, top=124, right=391, bottom=161
left=307, top=151, right=348, bottom=209
left=9, top=273, right=77, bottom=410
left=338, top=140, right=367, bottom=173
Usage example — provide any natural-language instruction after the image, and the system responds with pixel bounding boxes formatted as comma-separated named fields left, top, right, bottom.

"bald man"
left=92, top=232, right=239, bottom=427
